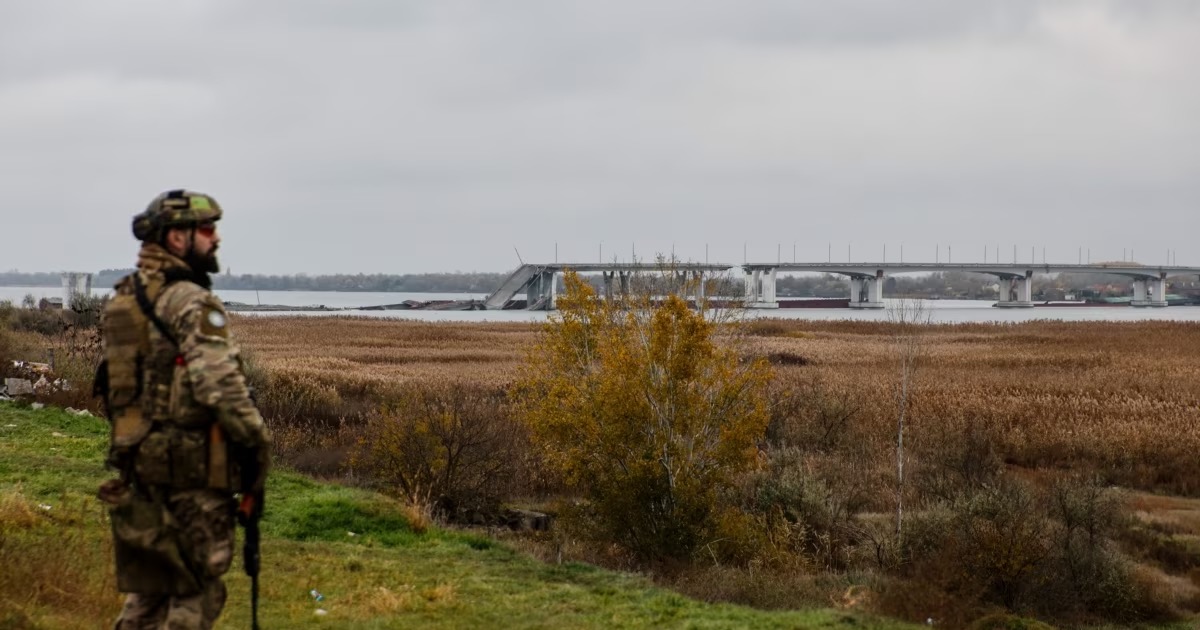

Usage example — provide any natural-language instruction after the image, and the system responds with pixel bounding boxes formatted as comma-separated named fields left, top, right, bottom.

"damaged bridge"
left=484, top=263, right=731, bottom=311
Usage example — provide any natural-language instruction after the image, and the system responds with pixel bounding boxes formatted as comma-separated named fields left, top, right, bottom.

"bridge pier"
left=744, top=268, right=778, bottom=308
left=525, top=270, right=558, bottom=310
left=995, top=272, right=1034, bottom=308
left=1132, top=276, right=1168, bottom=307
left=848, top=272, right=885, bottom=309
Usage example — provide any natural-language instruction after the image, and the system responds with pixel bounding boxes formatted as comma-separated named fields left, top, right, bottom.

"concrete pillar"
left=525, top=273, right=540, bottom=307
left=994, top=271, right=1034, bottom=308
left=1132, top=276, right=1168, bottom=307
left=61, top=272, right=92, bottom=306
left=745, top=268, right=778, bottom=308
left=619, top=272, right=630, bottom=296
left=526, top=271, right=557, bottom=310
left=693, top=271, right=706, bottom=302
left=603, top=272, right=614, bottom=301
left=1132, top=278, right=1147, bottom=302
left=1152, top=277, right=1167, bottom=303
left=848, top=272, right=885, bottom=309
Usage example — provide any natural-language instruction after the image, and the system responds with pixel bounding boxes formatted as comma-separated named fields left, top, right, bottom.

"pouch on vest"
left=134, top=431, right=172, bottom=486
left=102, top=289, right=153, bottom=453
left=170, top=427, right=209, bottom=489
left=104, top=485, right=203, bottom=596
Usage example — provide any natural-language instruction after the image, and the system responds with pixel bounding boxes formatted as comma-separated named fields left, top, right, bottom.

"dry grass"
left=740, top=319, right=1200, bottom=497
left=235, top=316, right=1200, bottom=497
left=234, top=316, right=534, bottom=390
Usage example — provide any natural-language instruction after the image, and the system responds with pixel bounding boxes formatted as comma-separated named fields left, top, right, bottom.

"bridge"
left=486, top=262, right=1200, bottom=310
left=485, top=262, right=730, bottom=310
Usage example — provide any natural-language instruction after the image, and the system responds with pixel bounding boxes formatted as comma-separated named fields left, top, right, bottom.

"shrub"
left=353, top=382, right=526, bottom=517
left=1030, top=476, right=1169, bottom=621
left=892, top=475, right=1175, bottom=625
left=513, top=271, right=771, bottom=563
left=913, top=412, right=1004, bottom=502
left=10, top=307, right=65, bottom=336
left=766, top=376, right=864, bottom=453
left=949, top=479, right=1051, bottom=608
left=741, top=447, right=873, bottom=570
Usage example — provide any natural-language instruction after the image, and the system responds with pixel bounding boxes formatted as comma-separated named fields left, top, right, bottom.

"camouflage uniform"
left=100, top=191, right=269, bottom=630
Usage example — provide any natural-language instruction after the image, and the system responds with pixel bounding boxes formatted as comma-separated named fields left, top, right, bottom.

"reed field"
left=741, top=319, right=1200, bottom=496
left=236, top=315, right=1200, bottom=497
left=231, top=314, right=1200, bottom=625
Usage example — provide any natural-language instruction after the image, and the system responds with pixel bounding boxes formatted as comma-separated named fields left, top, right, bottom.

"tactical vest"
left=98, top=271, right=235, bottom=491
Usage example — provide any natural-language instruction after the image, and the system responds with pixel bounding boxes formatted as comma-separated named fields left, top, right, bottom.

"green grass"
left=0, top=401, right=920, bottom=629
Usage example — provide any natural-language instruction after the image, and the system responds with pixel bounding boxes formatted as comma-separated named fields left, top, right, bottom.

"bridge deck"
left=484, top=261, right=1200, bottom=310
left=741, top=262, right=1200, bottom=276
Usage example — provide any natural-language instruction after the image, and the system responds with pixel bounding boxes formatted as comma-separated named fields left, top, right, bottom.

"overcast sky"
left=1, top=0, right=1197, bottom=275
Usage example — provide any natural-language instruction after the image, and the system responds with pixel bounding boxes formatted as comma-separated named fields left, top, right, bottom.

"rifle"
left=236, top=446, right=265, bottom=630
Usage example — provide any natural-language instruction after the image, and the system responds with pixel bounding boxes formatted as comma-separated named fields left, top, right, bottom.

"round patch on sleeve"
left=200, top=308, right=230, bottom=337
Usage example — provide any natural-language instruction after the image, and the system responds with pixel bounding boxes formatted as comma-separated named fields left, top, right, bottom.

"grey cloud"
left=0, top=1, right=1197, bottom=274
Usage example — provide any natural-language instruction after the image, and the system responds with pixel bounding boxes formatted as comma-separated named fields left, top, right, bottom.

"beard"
left=185, top=246, right=220, bottom=276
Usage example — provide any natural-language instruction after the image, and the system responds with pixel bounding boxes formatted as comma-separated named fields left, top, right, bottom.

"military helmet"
left=132, top=189, right=223, bottom=242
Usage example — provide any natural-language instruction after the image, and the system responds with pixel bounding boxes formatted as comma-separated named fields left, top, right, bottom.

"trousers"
left=112, top=489, right=235, bottom=630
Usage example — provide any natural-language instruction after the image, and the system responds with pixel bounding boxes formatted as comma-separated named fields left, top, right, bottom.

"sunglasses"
left=195, top=222, right=217, bottom=237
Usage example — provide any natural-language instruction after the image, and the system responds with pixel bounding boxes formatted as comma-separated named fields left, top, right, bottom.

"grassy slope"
left=0, top=402, right=917, bottom=629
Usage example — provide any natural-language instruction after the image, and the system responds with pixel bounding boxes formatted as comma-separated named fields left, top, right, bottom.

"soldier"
left=96, top=189, right=270, bottom=629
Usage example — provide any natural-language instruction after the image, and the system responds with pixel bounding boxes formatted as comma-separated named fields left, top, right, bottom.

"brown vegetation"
left=229, top=314, right=1200, bottom=626
left=8, top=302, right=1200, bottom=627
left=746, top=319, right=1200, bottom=496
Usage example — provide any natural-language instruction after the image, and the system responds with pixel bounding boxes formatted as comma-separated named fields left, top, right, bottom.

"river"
left=3, top=286, right=1198, bottom=324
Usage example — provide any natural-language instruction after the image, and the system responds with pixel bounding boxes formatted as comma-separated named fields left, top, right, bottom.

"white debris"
left=38, top=504, right=52, bottom=511
left=4, top=379, right=33, bottom=397
left=51, top=432, right=67, bottom=438
left=31, top=402, right=45, bottom=410
left=314, top=609, right=328, bottom=616
left=347, top=531, right=357, bottom=537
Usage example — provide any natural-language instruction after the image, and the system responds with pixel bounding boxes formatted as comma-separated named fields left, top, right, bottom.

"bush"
left=913, top=412, right=1004, bottom=502
left=353, top=382, right=527, bottom=517
left=513, top=271, right=771, bottom=563
left=766, top=376, right=865, bottom=454
left=889, top=475, right=1176, bottom=625
left=67, top=294, right=108, bottom=330
left=740, top=447, right=873, bottom=570
left=1030, top=476, right=1174, bottom=621
left=9, top=307, right=65, bottom=336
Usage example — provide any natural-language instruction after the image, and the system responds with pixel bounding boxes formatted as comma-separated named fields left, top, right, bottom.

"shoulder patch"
left=200, top=307, right=229, bottom=337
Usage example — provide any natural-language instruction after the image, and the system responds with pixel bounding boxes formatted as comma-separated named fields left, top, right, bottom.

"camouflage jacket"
left=144, top=246, right=266, bottom=447
left=109, top=245, right=269, bottom=490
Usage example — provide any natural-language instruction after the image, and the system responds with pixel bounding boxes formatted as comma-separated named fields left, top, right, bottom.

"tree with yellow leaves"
left=512, top=269, right=771, bottom=562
